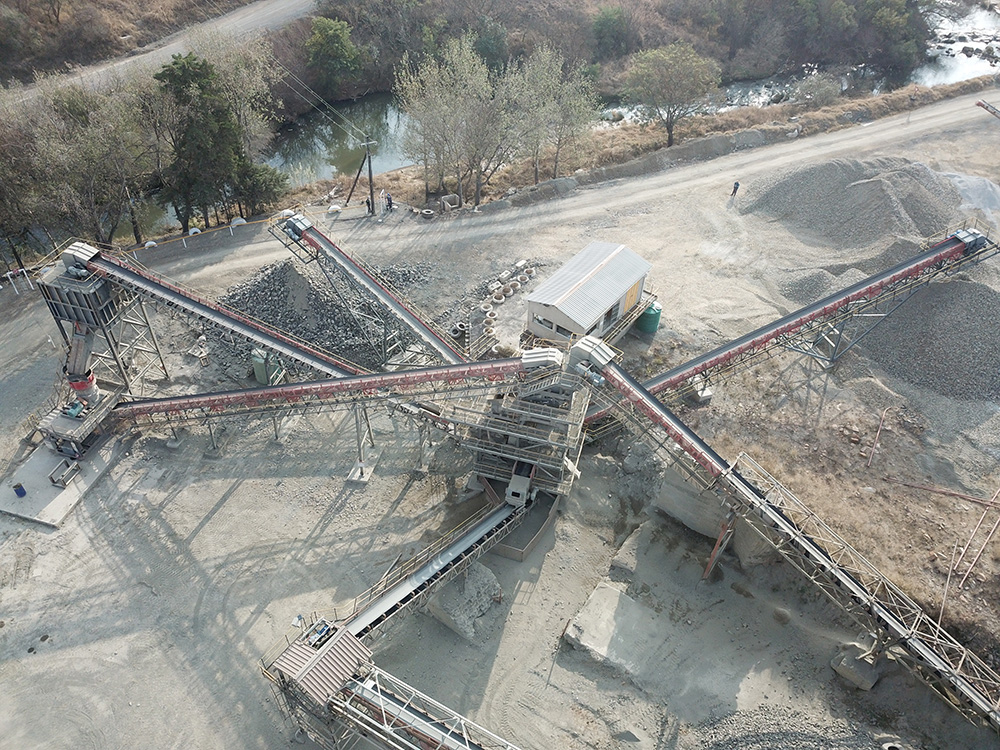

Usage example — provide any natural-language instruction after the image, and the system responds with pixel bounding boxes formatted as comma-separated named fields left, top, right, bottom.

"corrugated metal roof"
left=272, top=641, right=314, bottom=678
left=273, top=627, right=373, bottom=705
left=526, top=242, right=651, bottom=329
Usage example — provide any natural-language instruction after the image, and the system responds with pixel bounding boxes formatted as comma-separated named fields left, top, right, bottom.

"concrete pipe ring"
left=517, top=274, right=529, bottom=284
left=480, top=303, right=493, bottom=314
left=492, top=294, right=505, bottom=304
left=525, top=267, right=536, bottom=276
left=486, top=310, right=498, bottom=321
left=509, top=281, right=521, bottom=292
left=502, top=286, right=513, bottom=297
left=483, top=327, right=495, bottom=337
left=457, top=321, right=468, bottom=331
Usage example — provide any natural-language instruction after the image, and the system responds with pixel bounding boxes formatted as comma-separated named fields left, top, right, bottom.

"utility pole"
left=365, top=137, right=376, bottom=215
left=345, top=136, right=378, bottom=215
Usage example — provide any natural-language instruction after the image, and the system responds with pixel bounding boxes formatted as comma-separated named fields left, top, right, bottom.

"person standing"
left=365, top=197, right=372, bottom=215
left=731, top=181, right=740, bottom=197
left=386, top=193, right=394, bottom=211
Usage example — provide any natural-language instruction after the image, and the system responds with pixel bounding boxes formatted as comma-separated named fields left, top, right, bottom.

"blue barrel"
left=13, top=483, right=26, bottom=498
left=635, top=302, right=662, bottom=334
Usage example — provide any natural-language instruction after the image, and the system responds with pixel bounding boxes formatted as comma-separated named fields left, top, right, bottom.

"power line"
left=189, top=0, right=371, bottom=145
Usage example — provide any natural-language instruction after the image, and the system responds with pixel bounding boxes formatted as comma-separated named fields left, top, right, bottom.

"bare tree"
left=624, top=43, right=720, bottom=147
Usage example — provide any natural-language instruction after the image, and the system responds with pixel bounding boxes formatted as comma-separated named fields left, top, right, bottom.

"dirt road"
left=6, top=0, right=315, bottom=96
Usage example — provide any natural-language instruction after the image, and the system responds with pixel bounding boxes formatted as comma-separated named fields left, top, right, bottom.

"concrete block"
left=610, top=524, right=643, bottom=581
left=831, top=644, right=884, bottom=690
left=564, top=583, right=660, bottom=681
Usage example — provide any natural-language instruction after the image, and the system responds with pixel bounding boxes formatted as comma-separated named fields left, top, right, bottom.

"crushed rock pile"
left=697, top=706, right=885, bottom=749
left=743, top=157, right=961, bottom=252
left=211, top=259, right=429, bottom=375
left=859, top=280, right=1000, bottom=403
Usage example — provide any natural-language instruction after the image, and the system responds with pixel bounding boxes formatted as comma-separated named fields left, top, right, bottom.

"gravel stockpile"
left=697, top=707, right=881, bottom=750
left=213, top=259, right=432, bottom=374
left=859, top=280, right=1000, bottom=402
left=743, top=157, right=961, bottom=251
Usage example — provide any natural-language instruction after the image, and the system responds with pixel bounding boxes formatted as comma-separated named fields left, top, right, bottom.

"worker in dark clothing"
left=731, top=181, right=740, bottom=197
left=365, top=197, right=372, bottom=214
left=386, top=193, right=394, bottom=211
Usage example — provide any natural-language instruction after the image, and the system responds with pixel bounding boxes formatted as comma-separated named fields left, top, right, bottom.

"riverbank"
left=285, top=74, right=1000, bottom=213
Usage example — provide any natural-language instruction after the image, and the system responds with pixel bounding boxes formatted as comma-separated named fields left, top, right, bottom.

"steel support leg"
left=702, top=510, right=737, bottom=580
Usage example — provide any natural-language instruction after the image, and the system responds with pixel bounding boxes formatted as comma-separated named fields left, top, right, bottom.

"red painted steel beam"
left=118, top=359, right=527, bottom=418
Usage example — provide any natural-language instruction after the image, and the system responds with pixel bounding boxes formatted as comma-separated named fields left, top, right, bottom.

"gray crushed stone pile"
left=742, top=157, right=962, bottom=253
left=697, top=707, right=884, bottom=749
left=211, top=259, right=431, bottom=375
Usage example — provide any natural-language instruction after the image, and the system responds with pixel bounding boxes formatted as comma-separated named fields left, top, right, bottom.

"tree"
left=515, top=46, right=597, bottom=184
left=154, top=53, right=246, bottom=233
left=624, top=43, right=721, bottom=147
left=593, top=5, right=638, bottom=61
left=306, top=17, right=360, bottom=96
left=396, top=36, right=492, bottom=205
left=188, top=29, right=282, bottom=156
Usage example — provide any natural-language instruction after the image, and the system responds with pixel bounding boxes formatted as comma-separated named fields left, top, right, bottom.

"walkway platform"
left=0, top=437, right=124, bottom=528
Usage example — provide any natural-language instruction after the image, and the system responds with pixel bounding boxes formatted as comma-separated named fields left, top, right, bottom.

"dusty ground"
left=2, top=90, right=1000, bottom=749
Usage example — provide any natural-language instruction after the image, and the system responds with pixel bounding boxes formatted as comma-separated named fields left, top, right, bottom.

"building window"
left=555, top=325, right=573, bottom=337
left=534, top=316, right=554, bottom=330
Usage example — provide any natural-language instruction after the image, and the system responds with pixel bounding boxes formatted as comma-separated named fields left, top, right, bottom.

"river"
left=120, top=6, right=998, bottom=241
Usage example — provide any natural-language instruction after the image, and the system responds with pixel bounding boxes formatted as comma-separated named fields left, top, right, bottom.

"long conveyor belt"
left=85, top=252, right=362, bottom=377
left=600, top=361, right=1000, bottom=730
left=588, top=226, right=997, bottom=421
left=343, top=503, right=520, bottom=639
left=114, top=358, right=527, bottom=419
left=300, top=224, right=467, bottom=365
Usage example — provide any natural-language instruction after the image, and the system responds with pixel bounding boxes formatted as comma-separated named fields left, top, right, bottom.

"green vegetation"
left=0, top=34, right=285, bottom=262
left=306, top=17, right=360, bottom=97
left=0, top=0, right=953, bottom=267
left=625, top=43, right=722, bottom=147
left=592, top=6, right=638, bottom=61
left=395, top=39, right=597, bottom=206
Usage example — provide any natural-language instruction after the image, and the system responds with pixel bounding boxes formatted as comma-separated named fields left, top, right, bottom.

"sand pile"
left=743, top=157, right=961, bottom=251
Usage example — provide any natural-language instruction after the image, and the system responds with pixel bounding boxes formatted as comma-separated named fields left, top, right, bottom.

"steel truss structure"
left=596, top=361, right=1000, bottom=731
left=270, top=215, right=465, bottom=368
left=732, top=454, right=1000, bottom=729
left=588, top=222, right=999, bottom=419
left=268, top=662, right=522, bottom=750
left=113, top=358, right=535, bottom=425
left=334, top=665, right=522, bottom=750
left=39, top=261, right=168, bottom=396
left=87, top=250, right=361, bottom=378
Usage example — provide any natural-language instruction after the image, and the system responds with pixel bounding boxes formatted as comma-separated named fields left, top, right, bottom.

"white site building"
left=525, top=241, right=653, bottom=344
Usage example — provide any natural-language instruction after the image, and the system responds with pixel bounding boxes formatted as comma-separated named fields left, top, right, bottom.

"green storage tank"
left=635, top=302, right=661, bottom=334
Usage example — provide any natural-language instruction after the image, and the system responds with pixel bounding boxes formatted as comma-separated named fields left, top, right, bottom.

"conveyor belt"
left=339, top=665, right=521, bottom=750
left=114, top=359, right=525, bottom=419
left=86, top=253, right=362, bottom=377
left=600, top=361, right=1000, bottom=730
left=588, top=227, right=996, bottom=421
left=300, top=226, right=467, bottom=365
left=344, top=503, right=519, bottom=639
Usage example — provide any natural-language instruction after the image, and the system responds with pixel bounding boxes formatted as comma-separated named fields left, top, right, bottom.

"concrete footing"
left=0, top=437, right=125, bottom=527
left=831, top=641, right=884, bottom=690
left=347, top=449, right=381, bottom=485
